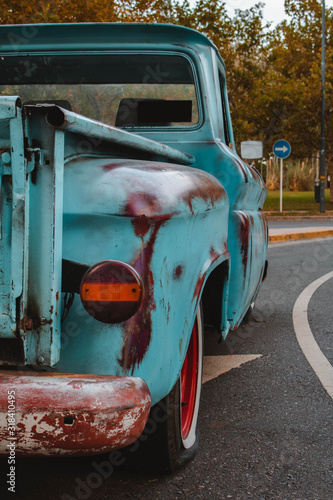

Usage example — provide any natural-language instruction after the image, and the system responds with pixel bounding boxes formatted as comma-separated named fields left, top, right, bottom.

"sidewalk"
left=266, top=215, right=333, bottom=243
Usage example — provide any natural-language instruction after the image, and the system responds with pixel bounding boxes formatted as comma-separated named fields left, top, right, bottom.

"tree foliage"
left=0, top=0, right=332, bottom=164
left=264, top=0, right=333, bottom=156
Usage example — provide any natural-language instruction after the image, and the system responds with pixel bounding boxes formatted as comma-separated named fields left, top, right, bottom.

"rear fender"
left=56, top=158, right=230, bottom=405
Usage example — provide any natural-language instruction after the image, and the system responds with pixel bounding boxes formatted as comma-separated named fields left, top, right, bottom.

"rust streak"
left=119, top=216, right=171, bottom=373
left=239, top=213, right=250, bottom=277
left=194, top=274, right=205, bottom=300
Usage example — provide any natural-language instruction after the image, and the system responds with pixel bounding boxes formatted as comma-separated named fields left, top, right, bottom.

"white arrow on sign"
left=275, top=146, right=289, bottom=153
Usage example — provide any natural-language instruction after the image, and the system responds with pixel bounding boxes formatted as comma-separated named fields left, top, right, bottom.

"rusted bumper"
left=0, top=371, right=151, bottom=456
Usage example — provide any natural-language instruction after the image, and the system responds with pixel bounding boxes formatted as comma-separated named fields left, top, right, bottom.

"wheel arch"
left=172, top=256, right=230, bottom=393
left=201, top=258, right=230, bottom=339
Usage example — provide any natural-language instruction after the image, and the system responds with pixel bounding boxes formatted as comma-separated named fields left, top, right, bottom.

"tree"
left=224, top=3, right=271, bottom=145
left=1, top=0, right=332, bottom=191
left=265, top=1, right=333, bottom=156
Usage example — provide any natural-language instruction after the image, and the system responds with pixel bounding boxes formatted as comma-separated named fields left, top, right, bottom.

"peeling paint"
left=194, top=274, right=205, bottom=300
left=181, top=172, right=226, bottom=214
left=132, top=214, right=151, bottom=238
left=210, top=247, right=220, bottom=262
left=0, top=372, right=151, bottom=455
left=173, top=264, right=183, bottom=279
left=239, top=212, right=250, bottom=275
left=119, top=216, right=171, bottom=373
left=124, top=191, right=163, bottom=218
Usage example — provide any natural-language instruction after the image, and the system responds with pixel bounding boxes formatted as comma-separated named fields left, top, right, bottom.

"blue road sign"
left=273, top=139, right=291, bottom=159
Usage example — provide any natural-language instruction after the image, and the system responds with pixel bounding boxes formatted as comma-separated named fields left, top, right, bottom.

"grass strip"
left=264, top=189, right=333, bottom=214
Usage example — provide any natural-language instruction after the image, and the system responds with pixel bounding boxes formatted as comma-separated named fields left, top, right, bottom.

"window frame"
left=0, top=50, right=204, bottom=132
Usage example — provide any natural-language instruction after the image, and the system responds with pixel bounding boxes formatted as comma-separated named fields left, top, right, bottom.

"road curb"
left=269, top=229, right=333, bottom=243
left=264, top=213, right=333, bottom=221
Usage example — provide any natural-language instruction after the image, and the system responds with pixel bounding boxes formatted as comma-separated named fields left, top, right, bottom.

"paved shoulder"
left=268, top=217, right=333, bottom=243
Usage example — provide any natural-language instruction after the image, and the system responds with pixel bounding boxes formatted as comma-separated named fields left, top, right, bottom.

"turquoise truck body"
left=0, top=23, right=267, bottom=458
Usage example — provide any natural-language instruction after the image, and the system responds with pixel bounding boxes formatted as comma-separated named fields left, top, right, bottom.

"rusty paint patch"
left=194, top=274, right=205, bottom=300
left=26, top=297, right=42, bottom=329
left=210, top=247, right=220, bottom=262
left=173, top=264, right=184, bottom=280
left=102, top=162, right=126, bottom=171
left=193, top=244, right=229, bottom=305
left=262, top=214, right=269, bottom=241
left=0, top=372, right=151, bottom=456
left=132, top=214, right=151, bottom=238
left=119, top=216, right=171, bottom=373
left=68, top=381, right=83, bottom=389
left=124, top=192, right=162, bottom=218
left=181, top=173, right=226, bottom=214
left=19, top=317, right=33, bottom=332
left=239, top=213, right=250, bottom=276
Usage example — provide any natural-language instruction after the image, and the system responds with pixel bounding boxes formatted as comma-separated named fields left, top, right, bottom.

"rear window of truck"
left=0, top=53, right=199, bottom=128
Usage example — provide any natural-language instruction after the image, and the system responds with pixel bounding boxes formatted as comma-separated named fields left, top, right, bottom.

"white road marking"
left=292, top=271, right=333, bottom=399
left=203, top=355, right=262, bottom=384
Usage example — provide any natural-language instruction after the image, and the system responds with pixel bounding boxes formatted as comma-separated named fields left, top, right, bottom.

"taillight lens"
left=80, top=260, right=143, bottom=324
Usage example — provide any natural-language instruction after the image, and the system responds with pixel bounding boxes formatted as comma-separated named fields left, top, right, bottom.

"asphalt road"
left=1, top=237, right=332, bottom=500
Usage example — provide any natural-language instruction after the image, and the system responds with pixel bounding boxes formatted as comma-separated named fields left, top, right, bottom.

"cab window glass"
left=0, top=54, right=199, bottom=128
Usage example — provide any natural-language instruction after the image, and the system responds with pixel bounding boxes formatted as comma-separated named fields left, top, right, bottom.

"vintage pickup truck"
left=0, top=23, right=267, bottom=470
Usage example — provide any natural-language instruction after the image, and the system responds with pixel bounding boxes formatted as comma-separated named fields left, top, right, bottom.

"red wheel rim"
left=180, top=318, right=198, bottom=440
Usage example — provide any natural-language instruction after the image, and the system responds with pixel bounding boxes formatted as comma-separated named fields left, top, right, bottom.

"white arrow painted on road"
left=203, top=355, right=262, bottom=384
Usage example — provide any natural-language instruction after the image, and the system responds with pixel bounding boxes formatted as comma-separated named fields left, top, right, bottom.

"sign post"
left=273, top=140, right=291, bottom=212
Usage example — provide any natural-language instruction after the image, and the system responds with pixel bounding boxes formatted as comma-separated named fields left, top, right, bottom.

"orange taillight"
left=81, top=283, right=141, bottom=302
